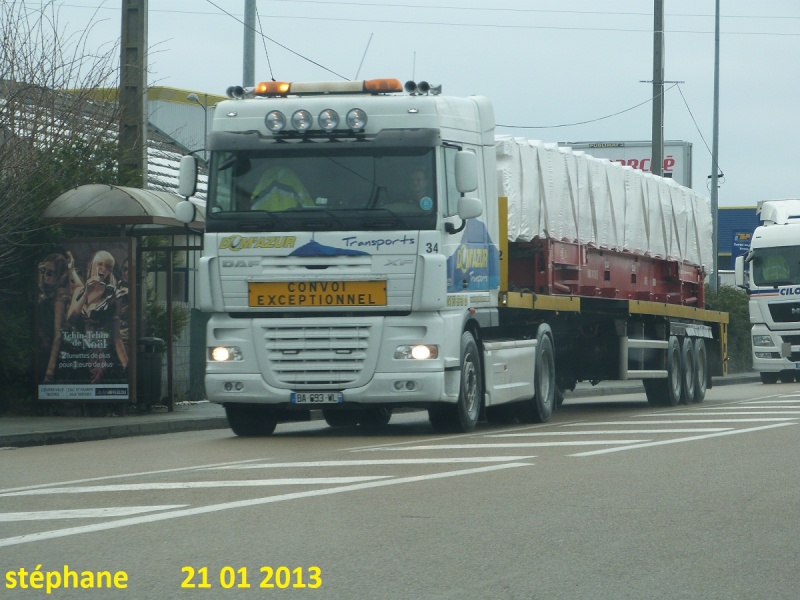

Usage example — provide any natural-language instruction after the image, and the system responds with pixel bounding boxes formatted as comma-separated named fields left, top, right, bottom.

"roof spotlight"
left=226, top=85, right=245, bottom=99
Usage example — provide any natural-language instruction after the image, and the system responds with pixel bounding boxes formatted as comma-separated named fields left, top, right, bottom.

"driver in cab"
left=251, top=166, right=315, bottom=211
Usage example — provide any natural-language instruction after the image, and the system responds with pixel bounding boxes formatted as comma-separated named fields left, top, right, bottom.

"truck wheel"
left=359, top=407, right=393, bottom=429
left=225, top=404, right=277, bottom=436
left=323, top=410, right=361, bottom=427
left=518, top=327, right=555, bottom=423
left=691, top=338, right=708, bottom=403
left=644, top=336, right=682, bottom=407
left=680, top=337, right=696, bottom=404
left=760, top=372, right=779, bottom=384
left=428, top=331, right=482, bottom=433
left=779, top=370, right=796, bottom=383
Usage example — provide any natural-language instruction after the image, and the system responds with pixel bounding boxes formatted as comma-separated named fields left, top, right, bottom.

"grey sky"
left=54, top=0, right=800, bottom=207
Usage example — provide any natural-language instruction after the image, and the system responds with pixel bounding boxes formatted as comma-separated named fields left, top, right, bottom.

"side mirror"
left=454, top=151, right=478, bottom=193
left=178, top=154, right=198, bottom=198
left=734, top=255, right=746, bottom=289
left=175, top=200, right=196, bottom=224
left=457, top=196, right=483, bottom=220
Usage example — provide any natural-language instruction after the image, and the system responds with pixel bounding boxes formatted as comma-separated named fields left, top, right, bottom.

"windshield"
left=206, top=147, right=437, bottom=232
left=751, top=246, right=800, bottom=287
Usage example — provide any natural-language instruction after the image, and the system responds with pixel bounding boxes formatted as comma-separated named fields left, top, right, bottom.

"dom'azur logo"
left=456, top=246, right=488, bottom=270
left=219, top=236, right=296, bottom=251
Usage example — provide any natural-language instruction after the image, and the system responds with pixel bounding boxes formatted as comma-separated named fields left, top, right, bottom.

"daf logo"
left=385, top=258, right=414, bottom=267
left=222, top=259, right=260, bottom=268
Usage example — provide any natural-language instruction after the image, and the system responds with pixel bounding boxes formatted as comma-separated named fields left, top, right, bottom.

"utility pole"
left=243, top=0, right=256, bottom=87
left=710, top=0, right=721, bottom=294
left=119, top=0, right=148, bottom=188
left=651, top=0, right=665, bottom=177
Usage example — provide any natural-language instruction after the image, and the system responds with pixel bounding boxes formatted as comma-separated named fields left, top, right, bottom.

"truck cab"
left=735, top=199, right=800, bottom=383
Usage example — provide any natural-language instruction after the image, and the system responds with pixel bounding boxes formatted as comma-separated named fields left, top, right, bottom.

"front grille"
left=263, top=324, right=371, bottom=386
left=768, top=302, right=800, bottom=323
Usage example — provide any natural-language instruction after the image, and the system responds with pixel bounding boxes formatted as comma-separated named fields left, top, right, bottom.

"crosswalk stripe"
left=0, top=506, right=186, bottom=521
left=210, top=457, right=537, bottom=469
left=487, top=429, right=731, bottom=437
left=0, top=477, right=391, bottom=497
left=358, top=441, right=648, bottom=451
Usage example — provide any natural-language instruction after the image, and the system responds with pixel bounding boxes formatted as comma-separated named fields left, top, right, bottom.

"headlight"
left=318, top=109, right=339, bottom=131
left=210, top=346, right=243, bottom=361
left=394, top=345, right=439, bottom=360
left=265, top=110, right=286, bottom=132
left=753, top=335, right=773, bottom=347
left=291, top=109, right=312, bottom=132
left=346, top=108, right=367, bottom=129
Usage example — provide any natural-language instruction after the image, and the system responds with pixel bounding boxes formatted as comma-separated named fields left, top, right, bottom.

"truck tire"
left=779, top=370, right=797, bottom=383
left=518, top=327, right=555, bottom=423
left=691, top=338, right=708, bottom=403
left=644, top=336, right=682, bottom=407
left=359, top=407, right=393, bottom=429
left=680, top=337, right=696, bottom=404
left=323, top=410, right=361, bottom=427
left=225, top=404, right=277, bottom=436
left=760, top=372, right=779, bottom=384
left=428, top=331, right=482, bottom=433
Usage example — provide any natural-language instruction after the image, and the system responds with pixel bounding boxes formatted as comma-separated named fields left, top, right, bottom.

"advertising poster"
left=35, top=239, right=133, bottom=401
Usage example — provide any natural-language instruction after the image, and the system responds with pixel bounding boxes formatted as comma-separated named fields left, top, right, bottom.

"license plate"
left=249, top=280, right=387, bottom=308
left=290, top=391, right=343, bottom=405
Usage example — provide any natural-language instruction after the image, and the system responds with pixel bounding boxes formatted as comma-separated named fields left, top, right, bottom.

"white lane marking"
left=486, top=429, right=731, bottom=437
left=0, top=463, right=533, bottom=548
left=0, top=477, right=390, bottom=497
left=566, top=419, right=797, bottom=425
left=743, top=400, right=800, bottom=404
left=356, top=441, right=648, bottom=451
left=701, top=406, right=800, bottom=410
left=570, top=422, right=796, bottom=457
left=0, top=506, right=187, bottom=522
left=0, top=458, right=272, bottom=495
left=645, top=412, right=800, bottom=416
left=209, top=457, right=537, bottom=469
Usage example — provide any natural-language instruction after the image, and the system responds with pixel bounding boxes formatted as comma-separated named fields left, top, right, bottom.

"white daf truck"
left=735, top=199, right=800, bottom=383
left=177, top=78, right=728, bottom=436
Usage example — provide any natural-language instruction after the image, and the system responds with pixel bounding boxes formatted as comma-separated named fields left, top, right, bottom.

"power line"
left=200, top=0, right=347, bottom=80
left=497, top=84, right=678, bottom=130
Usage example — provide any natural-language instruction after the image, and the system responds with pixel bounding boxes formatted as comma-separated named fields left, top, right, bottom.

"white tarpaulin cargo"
left=496, top=136, right=714, bottom=272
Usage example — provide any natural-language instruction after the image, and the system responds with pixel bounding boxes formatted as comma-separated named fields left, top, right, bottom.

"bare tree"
left=0, top=0, right=120, bottom=274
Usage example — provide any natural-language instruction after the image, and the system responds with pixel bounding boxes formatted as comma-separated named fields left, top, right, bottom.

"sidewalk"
left=0, top=373, right=760, bottom=448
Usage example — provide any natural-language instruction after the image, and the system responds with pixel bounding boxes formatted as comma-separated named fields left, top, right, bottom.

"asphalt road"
left=1, top=380, right=799, bottom=599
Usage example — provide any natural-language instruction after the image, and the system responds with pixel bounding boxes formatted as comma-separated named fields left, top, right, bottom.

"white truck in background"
left=735, top=199, right=800, bottom=383
left=176, top=77, right=728, bottom=436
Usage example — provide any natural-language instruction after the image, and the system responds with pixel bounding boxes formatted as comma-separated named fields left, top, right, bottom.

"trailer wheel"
left=428, top=331, right=482, bottom=433
left=518, top=327, right=555, bottom=423
left=680, top=337, right=697, bottom=404
left=691, top=338, right=708, bottom=403
left=644, top=336, right=682, bottom=407
left=225, top=404, right=277, bottom=436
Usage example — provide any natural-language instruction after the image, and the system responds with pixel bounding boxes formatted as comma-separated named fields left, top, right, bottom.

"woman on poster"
left=36, top=253, right=72, bottom=382
left=67, top=249, right=129, bottom=383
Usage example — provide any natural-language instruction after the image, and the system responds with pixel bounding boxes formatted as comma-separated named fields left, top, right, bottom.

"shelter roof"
left=43, top=184, right=205, bottom=231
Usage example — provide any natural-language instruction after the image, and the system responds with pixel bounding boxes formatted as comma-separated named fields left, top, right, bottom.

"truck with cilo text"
left=176, top=77, right=728, bottom=436
left=734, top=199, right=800, bottom=383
